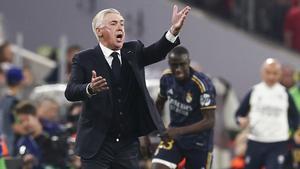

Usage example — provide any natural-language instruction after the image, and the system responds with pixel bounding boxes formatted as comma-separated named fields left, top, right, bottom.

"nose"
left=117, top=23, right=124, bottom=30
left=175, top=66, right=182, bottom=73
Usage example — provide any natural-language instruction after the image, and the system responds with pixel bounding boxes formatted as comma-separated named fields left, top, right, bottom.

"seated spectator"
left=0, top=67, right=24, bottom=156
left=15, top=101, right=68, bottom=168
left=36, top=98, right=63, bottom=136
left=0, top=41, right=34, bottom=88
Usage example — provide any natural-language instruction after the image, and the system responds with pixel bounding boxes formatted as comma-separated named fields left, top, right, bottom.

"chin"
left=114, top=43, right=124, bottom=50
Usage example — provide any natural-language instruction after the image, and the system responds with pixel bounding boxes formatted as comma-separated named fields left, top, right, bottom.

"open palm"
left=171, top=5, right=191, bottom=36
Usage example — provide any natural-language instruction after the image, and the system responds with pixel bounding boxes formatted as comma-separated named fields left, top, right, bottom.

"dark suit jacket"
left=65, top=33, right=180, bottom=158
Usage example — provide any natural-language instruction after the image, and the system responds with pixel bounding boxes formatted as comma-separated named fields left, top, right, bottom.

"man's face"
left=280, top=66, right=295, bottom=89
left=97, top=13, right=125, bottom=50
left=168, top=54, right=190, bottom=81
left=18, top=114, right=33, bottom=133
left=3, top=45, right=13, bottom=62
left=262, top=63, right=282, bottom=87
left=37, top=101, right=59, bottom=121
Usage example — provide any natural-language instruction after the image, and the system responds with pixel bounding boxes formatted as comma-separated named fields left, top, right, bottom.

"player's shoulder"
left=191, top=69, right=214, bottom=92
left=160, top=68, right=173, bottom=79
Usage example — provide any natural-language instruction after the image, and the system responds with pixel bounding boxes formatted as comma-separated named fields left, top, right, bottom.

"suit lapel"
left=93, top=45, right=113, bottom=103
left=121, top=48, right=133, bottom=65
left=121, top=47, right=146, bottom=94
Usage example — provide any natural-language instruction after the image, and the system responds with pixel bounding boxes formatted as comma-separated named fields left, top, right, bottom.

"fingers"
left=93, top=79, right=108, bottom=88
left=91, top=76, right=109, bottom=92
left=172, top=5, right=178, bottom=17
left=179, top=6, right=191, bottom=19
left=183, top=7, right=190, bottom=17
left=178, top=6, right=191, bottom=15
left=92, top=70, right=97, bottom=79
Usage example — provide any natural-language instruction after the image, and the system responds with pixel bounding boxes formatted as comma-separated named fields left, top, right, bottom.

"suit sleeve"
left=139, top=32, right=180, bottom=67
left=158, top=75, right=168, bottom=99
left=65, top=55, right=89, bottom=101
left=235, top=90, right=252, bottom=123
left=287, top=92, right=299, bottom=131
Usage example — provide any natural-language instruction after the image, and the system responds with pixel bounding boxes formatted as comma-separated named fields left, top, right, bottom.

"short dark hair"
left=15, top=101, right=36, bottom=116
left=67, top=45, right=81, bottom=54
left=168, top=46, right=189, bottom=59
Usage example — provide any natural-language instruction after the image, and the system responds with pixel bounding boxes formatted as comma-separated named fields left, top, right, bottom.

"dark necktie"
left=111, top=52, right=121, bottom=82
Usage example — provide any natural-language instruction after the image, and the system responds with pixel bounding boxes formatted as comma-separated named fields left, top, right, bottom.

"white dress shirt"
left=99, top=43, right=122, bottom=67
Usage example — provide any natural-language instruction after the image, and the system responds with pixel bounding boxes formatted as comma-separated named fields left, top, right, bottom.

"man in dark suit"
left=65, top=5, right=191, bottom=169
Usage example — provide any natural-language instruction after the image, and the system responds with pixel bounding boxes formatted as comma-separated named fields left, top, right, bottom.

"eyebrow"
left=110, top=20, right=124, bottom=24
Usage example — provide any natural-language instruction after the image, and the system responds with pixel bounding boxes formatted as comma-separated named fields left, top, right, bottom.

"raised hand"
left=170, top=5, right=191, bottom=36
left=89, top=70, right=109, bottom=94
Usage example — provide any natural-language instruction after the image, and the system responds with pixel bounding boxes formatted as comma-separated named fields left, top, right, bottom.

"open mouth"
left=116, top=33, right=123, bottom=42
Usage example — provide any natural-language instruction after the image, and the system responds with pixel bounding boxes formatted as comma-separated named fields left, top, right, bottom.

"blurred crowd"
left=181, top=0, right=300, bottom=53
left=0, top=41, right=82, bottom=169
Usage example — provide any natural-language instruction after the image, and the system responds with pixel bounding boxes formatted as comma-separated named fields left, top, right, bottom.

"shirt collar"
left=99, top=42, right=121, bottom=59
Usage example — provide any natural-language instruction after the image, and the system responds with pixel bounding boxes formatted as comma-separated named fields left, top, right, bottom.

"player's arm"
left=156, top=94, right=167, bottom=115
left=165, top=108, right=215, bottom=138
left=156, top=73, right=169, bottom=115
left=287, top=92, right=300, bottom=132
left=235, top=90, right=252, bottom=129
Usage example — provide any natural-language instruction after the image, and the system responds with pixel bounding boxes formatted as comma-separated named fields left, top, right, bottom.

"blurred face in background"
left=0, top=43, right=14, bottom=63
left=168, top=54, right=190, bottom=81
left=37, top=100, right=59, bottom=122
left=96, top=12, right=125, bottom=50
left=280, top=65, right=295, bottom=89
left=261, top=58, right=282, bottom=87
left=17, top=114, right=40, bottom=135
left=18, top=114, right=31, bottom=133
left=3, top=45, right=13, bottom=63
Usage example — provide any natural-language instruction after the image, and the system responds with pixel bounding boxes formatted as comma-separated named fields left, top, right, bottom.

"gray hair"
left=92, top=8, right=121, bottom=41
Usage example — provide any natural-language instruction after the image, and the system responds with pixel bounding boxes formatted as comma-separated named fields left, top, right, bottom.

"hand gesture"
left=170, top=5, right=191, bottom=36
left=89, top=70, right=109, bottom=94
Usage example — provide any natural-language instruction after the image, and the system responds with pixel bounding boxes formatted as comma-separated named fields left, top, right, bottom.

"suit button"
left=120, top=112, right=123, bottom=115
left=118, top=99, right=122, bottom=103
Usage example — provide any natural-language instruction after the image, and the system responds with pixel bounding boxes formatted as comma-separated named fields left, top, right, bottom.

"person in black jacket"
left=64, top=5, right=191, bottom=169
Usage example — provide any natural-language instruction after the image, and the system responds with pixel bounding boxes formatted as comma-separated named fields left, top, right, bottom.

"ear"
left=96, top=27, right=103, bottom=38
left=187, top=58, right=191, bottom=64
